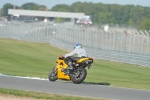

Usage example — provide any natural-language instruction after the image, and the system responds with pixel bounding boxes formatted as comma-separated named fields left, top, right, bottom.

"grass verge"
left=0, top=88, right=106, bottom=100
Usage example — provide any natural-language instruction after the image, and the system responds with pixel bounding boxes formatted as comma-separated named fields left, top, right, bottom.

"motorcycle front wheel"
left=71, top=68, right=87, bottom=84
left=48, top=67, right=58, bottom=81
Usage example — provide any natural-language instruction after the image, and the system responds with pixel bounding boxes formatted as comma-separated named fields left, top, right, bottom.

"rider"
left=63, top=43, right=88, bottom=73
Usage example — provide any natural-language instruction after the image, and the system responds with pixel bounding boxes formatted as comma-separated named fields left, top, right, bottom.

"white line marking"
left=0, top=73, right=48, bottom=81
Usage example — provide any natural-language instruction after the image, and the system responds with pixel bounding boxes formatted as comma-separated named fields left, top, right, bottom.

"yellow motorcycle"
left=48, top=56, right=93, bottom=84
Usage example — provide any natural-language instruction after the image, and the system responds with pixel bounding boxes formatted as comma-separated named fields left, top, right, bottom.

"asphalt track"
left=0, top=75, right=150, bottom=100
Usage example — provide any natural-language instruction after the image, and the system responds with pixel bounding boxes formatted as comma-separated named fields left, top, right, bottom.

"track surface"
left=0, top=75, right=150, bottom=100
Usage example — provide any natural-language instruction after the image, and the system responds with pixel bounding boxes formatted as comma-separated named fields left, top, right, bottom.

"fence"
left=0, top=21, right=150, bottom=67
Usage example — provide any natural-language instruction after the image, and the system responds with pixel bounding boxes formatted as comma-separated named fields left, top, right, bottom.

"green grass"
left=0, top=38, right=150, bottom=90
left=0, top=38, right=66, bottom=78
left=0, top=88, right=104, bottom=100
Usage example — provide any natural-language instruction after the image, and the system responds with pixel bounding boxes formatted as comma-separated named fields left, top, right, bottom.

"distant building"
left=8, top=9, right=85, bottom=23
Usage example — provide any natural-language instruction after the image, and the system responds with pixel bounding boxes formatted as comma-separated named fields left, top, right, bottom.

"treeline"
left=0, top=3, right=47, bottom=16
left=51, top=2, right=150, bottom=30
left=0, top=2, right=150, bottom=30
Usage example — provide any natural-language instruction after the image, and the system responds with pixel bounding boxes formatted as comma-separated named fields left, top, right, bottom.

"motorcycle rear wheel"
left=71, top=68, right=87, bottom=84
left=48, top=67, right=58, bottom=81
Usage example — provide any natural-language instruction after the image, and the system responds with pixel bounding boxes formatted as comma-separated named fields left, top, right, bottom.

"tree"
left=38, top=5, right=47, bottom=11
left=21, top=2, right=39, bottom=10
left=1, top=3, right=14, bottom=16
left=70, top=2, right=83, bottom=12
left=139, top=18, right=150, bottom=30
left=51, top=4, right=70, bottom=22
left=51, top=4, right=70, bottom=12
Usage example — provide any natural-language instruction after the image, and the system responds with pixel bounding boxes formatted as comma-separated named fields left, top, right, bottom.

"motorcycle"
left=48, top=55, right=93, bottom=84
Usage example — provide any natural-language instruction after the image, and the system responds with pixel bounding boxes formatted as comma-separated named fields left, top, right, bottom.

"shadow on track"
left=58, top=79, right=110, bottom=86
left=82, top=82, right=110, bottom=86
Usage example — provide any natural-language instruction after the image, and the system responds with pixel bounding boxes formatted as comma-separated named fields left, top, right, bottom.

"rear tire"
left=48, top=67, right=58, bottom=81
left=71, top=68, right=87, bottom=84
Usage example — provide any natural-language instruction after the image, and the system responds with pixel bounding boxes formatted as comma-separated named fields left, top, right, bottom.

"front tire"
left=71, top=68, right=87, bottom=84
left=48, top=67, right=58, bottom=81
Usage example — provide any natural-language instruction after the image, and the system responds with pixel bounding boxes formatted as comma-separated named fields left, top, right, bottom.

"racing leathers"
left=64, top=47, right=88, bottom=72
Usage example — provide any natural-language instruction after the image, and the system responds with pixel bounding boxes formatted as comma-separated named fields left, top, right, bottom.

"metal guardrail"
left=0, top=21, right=150, bottom=67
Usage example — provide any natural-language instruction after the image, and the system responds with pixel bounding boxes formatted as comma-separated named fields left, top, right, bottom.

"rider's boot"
left=68, top=61, right=73, bottom=70
left=68, top=65, right=73, bottom=70
left=64, top=66, right=73, bottom=74
left=64, top=68, right=69, bottom=74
